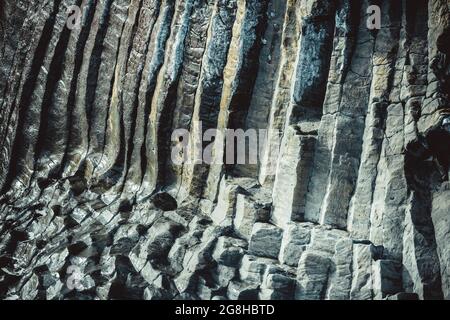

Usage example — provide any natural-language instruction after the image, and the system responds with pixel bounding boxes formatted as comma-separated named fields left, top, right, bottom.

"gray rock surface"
left=0, top=0, right=449, bottom=300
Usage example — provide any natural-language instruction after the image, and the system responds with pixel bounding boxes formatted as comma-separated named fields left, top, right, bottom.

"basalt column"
left=0, top=0, right=449, bottom=300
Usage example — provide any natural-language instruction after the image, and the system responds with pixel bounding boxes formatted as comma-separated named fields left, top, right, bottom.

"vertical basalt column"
left=97, top=0, right=150, bottom=193
left=189, top=0, right=269, bottom=204
left=304, top=0, right=364, bottom=227
left=125, top=0, right=174, bottom=194
left=169, top=0, right=238, bottom=201
left=234, top=0, right=287, bottom=179
left=2, top=0, right=65, bottom=194
left=371, top=0, right=429, bottom=262
left=140, top=0, right=194, bottom=197
left=219, top=0, right=269, bottom=187
left=63, top=0, right=113, bottom=179
left=288, top=0, right=337, bottom=124
left=0, top=1, right=36, bottom=185
left=0, top=1, right=44, bottom=191
left=408, top=0, right=450, bottom=300
left=34, top=0, right=90, bottom=182
left=271, top=126, right=316, bottom=228
left=271, top=0, right=337, bottom=228
left=96, top=0, right=165, bottom=199
left=84, top=0, right=131, bottom=178
left=117, top=0, right=163, bottom=195
left=431, top=185, right=450, bottom=299
left=348, top=0, right=401, bottom=239
left=317, top=0, right=377, bottom=229
left=258, top=0, right=302, bottom=186
left=159, top=0, right=216, bottom=196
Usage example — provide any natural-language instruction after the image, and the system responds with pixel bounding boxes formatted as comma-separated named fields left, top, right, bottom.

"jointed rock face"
left=0, top=0, right=449, bottom=300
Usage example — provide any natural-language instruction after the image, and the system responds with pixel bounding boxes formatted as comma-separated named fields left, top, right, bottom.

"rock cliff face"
left=0, top=0, right=449, bottom=300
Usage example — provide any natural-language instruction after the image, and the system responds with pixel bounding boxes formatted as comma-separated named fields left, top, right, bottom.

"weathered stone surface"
left=234, top=188, right=271, bottom=240
left=350, top=244, right=373, bottom=300
left=239, top=254, right=277, bottom=285
left=279, top=222, right=312, bottom=267
left=259, top=265, right=296, bottom=300
left=271, top=127, right=316, bottom=228
left=372, top=259, right=402, bottom=300
left=327, top=238, right=353, bottom=300
left=248, top=223, right=283, bottom=259
left=227, top=281, right=259, bottom=300
left=0, top=0, right=449, bottom=300
left=212, top=236, right=247, bottom=268
left=295, top=251, right=331, bottom=300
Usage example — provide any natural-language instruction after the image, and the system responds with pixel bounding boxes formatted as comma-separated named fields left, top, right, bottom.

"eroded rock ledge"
left=0, top=0, right=449, bottom=300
